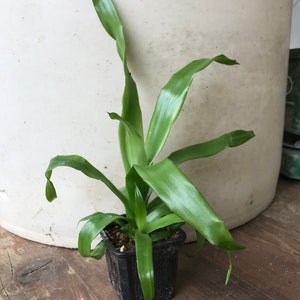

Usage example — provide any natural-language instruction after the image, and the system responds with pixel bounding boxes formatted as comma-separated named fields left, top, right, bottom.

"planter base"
left=101, top=229, right=186, bottom=300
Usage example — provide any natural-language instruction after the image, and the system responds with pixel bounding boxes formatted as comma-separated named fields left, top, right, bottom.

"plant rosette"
left=45, top=0, right=255, bottom=299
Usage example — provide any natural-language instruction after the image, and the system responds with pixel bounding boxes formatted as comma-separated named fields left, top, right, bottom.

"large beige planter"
left=0, top=0, right=292, bottom=247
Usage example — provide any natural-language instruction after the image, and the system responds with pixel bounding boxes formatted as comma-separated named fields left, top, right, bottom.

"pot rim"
left=100, top=227, right=186, bottom=258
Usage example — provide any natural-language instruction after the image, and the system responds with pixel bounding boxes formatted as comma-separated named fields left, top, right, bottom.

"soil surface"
left=104, top=226, right=181, bottom=252
left=105, top=226, right=136, bottom=252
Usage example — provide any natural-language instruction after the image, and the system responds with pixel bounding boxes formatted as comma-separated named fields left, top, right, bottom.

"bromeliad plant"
left=45, top=0, right=254, bottom=299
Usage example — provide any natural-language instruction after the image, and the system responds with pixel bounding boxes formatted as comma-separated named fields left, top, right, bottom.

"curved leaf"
left=45, top=155, right=130, bottom=209
left=146, top=197, right=171, bottom=223
left=142, top=213, right=184, bottom=234
left=93, top=0, right=143, bottom=173
left=168, top=130, right=255, bottom=165
left=225, top=251, right=233, bottom=285
left=78, top=212, right=122, bottom=257
left=135, top=159, right=244, bottom=251
left=92, top=0, right=125, bottom=60
left=90, top=240, right=107, bottom=260
left=145, top=55, right=239, bottom=163
left=183, top=231, right=206, bottom=258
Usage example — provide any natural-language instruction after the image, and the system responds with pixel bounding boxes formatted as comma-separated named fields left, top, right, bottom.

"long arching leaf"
left=93, top=0, right=143, bottom=173
left=45, top=155, right=130, bottom=209
left=78, top=212, right=122, bottom=257
left=146, top=197, right=171, bottom=223
left=90, top=240, right=107, bottom=259
left=168, top=130, right=255, bottom=165
left=145, top=55, right=239, bottom=163
left=142, top=213, right=184, bottom=234
left=135, top=159, right=244, bottom=251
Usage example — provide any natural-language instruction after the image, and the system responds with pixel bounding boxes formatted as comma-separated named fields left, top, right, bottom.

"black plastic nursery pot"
left=100, top=227, right=186, bottom=300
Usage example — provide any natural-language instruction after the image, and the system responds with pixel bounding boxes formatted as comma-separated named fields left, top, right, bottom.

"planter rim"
left=100, top=227, right=186, bottom=258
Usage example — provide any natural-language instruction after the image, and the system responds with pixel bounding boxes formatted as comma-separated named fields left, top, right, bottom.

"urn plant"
left=45, top=0, right=254, bottom=299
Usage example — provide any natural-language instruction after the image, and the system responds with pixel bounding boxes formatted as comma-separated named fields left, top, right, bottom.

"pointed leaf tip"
left=45, top=179, right=57, bottom=202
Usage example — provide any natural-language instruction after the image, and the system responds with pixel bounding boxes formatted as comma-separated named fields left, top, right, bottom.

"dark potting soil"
left=105, top=226, right=136, bottom=252
left=104, top=226, right=181, bottom=253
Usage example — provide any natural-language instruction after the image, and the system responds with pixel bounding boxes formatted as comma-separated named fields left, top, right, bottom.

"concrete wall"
left=0, top=0, right=293, bottom=247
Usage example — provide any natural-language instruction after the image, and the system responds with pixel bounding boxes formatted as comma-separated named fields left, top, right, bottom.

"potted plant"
left=45, top=0, right=254, bottom=299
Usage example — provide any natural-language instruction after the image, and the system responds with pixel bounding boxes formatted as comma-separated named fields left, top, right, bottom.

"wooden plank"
left=198, top=217, right=300, bottom=300
left=0, top=177, right=299, bottom=299
left=264, top=176, right=300, bottom=229
left=175, top=250, right=272, bottom=300
left=0, top=227, right=117, bottom=299
left=57, top=250, right=118, bottom=300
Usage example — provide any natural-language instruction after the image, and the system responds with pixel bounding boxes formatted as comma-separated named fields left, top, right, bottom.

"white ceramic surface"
left=0, top=0, right=292, bottom=247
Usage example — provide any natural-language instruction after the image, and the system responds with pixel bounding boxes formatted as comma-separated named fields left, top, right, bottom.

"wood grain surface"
left=1, top=176, right=299, bottom=300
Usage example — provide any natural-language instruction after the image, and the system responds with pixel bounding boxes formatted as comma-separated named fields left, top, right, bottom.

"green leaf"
left=149, top=230, right=173, bottom=242
left=92, top=0, right=125, bottom=60
left=182, top=230, right=206, bottom=258
left=109, top=112, right=147, bottom=167
left=92, top=0, right=143, bottom=173
left=145, top=55, right=239, bottom=163
left=168, top=130, right=255, bottom=165
left=90, top=240, right=107, bottom=260
left=187, top=230, right=205, bottom=257
left=45, top=179, right=57, bottom=201
left=125, top=167, right=150, bottom=226
left=135, top=231, right=154, bottom=300
left=142, top=213, right=184, bottom=234
left=196, top=231, right=206, bottom=253
left=44, top=155, right=130, bottom=210
left=135, top=159, right=244, bottom=251
left=225, top=251, right=233, bottom=285
left=119, top=75, right=143, bottom=173
left=78, top=212, right=122, bottom=257
left=146, top=197, right=171, bottom=223
left=134, top=188, right=147, bottom=230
